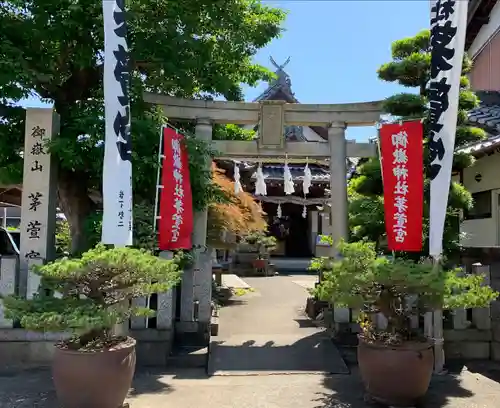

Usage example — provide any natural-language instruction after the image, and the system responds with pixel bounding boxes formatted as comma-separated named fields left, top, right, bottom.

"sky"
left=22, top=0, right=430, bottom=142
left=243, top=0, right=430, bottom=141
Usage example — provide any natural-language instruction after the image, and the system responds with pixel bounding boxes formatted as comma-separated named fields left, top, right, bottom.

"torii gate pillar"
left=176, top=119, right=214, bottom=346
left=328, top=121, right=349, bottom=256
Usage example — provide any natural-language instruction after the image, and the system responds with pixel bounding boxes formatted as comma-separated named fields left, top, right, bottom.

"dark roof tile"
left=468, top=99, right=500, bottom=133
left=250, top=163, right=356, bottom=183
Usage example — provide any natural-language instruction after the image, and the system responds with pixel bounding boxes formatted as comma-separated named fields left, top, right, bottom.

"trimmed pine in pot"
left=313, top=241, right=498, bottom=407
left=2, top=244, right=181, bottom=408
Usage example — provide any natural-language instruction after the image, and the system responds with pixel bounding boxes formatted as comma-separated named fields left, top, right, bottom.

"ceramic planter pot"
left=52, top=337, right=136, bottom=408
left=357, top=335, right=433, bottom=407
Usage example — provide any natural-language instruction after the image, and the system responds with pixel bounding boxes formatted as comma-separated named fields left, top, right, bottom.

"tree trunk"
left=58, top=168, right=95, bottom=254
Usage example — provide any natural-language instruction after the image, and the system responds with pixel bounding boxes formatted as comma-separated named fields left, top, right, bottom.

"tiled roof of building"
left=467, top=91, right=500, bottom=133
left=460, top=91, right=500, bottom=155
left=458, top=135, right=500, bottom=155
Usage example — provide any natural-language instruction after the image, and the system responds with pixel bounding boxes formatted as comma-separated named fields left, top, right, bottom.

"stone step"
left=168, top=346, right=208, bottom=369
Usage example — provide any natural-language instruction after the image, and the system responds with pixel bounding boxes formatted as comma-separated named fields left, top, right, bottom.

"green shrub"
left=240, top=231, right=277, bottom=254
left=2, top=244, right=181, bottom=351
left=313, top=240, right=498, bottom=345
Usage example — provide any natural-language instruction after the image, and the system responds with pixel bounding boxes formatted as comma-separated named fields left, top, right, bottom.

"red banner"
left=380, top=121, right=423, bottom=252
left=158, top=127, right=193, bottom=250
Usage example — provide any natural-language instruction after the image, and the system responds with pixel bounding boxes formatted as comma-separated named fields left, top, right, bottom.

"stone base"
left=445, top=341, right=491, bottom=360
left=491, top=342, right=500, bottom=361
left=0, top=329, right=68, bottom=366
left=175, top=321, right=210, bottom=348
left=131, top=329, right=174, bottom=366
left=444, top=329, right=492, bottom=360
left=0, top=340, right=58, bottom=366
left=305, top=297, right=329, bottom=320
left=0, top=328, right=174, bottom=368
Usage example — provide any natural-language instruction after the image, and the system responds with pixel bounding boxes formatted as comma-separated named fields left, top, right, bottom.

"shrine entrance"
left=144, top=58, right=383, bottom=348
left=282, top=203, right=311, bottom=258
left=266, top=202, right=313, bottom=258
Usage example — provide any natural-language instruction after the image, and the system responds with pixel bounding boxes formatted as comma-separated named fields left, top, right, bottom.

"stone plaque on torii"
left=144, top=82, right=383, bottom=345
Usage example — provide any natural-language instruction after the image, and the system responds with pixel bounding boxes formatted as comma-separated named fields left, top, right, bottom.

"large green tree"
left=349, top=30, right=484, bottom=258
left=0, top=0, right=285, bottom=252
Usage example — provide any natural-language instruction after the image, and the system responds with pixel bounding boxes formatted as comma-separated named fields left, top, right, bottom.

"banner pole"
left=432, top=256, right=446, bottom=374
left=153, top=127, right=165, bottom=236
left=376, top=122, right=384, bottom=188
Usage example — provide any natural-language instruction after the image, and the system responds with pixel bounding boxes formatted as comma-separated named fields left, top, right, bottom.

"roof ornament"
left=270, top=56, right=291, bottom=71
left=269, top=56, right=292, bottom=90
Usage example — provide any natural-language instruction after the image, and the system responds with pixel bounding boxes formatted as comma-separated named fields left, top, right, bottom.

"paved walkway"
left=3, top=274, right=500, bottom=407
left=221, top=274, right=251, bottom=289
left=209, top=274, right=348, bottom=375
left=4, top=363, right=500, bottom=407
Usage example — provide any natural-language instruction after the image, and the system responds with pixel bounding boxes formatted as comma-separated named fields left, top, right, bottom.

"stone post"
left=19, top=108, right=59, bottom=298
left=156, top=250, right=176, bottom=330
left=328, top=121, right=349, bottom=331
left=310, top=210, right=318, bottom=255
left=177, top=119, right=213, bottom=345
left=328, top=121, right=348, bottom=257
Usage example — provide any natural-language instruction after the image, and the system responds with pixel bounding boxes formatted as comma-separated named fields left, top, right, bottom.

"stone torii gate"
left=144, top=92, right=383, bottom=346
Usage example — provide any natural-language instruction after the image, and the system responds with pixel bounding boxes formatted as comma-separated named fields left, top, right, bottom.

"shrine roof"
left=249, top=162, right=357, bottom=183
left=253, top=57, right=327, bottom=140
left=254, top=57, right=296, bottom=103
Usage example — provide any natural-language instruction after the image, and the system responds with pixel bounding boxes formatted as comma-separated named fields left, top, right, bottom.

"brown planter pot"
left=52, top=337, right=136, bottom=408
left=357, top=336, right=433, bottom=407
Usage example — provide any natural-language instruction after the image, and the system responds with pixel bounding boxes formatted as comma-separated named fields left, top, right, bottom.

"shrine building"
left=222, top=58, right=360, bottom=268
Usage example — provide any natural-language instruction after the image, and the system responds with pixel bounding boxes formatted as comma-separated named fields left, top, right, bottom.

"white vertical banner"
left=102, top=0, right=133, bottom=246
left=428, top=0, right=468, bottom=257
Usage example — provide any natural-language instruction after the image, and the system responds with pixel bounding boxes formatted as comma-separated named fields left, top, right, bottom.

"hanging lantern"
left=283, top=160, right=295, bottom=195
left=303, top=162, right=312, bottom=195
left=302, top=205, right=307, bottom=218
left=234, top=162, right=243, bottom=194
left=255, top=163, right=267, bottom=196
left=277, top=203, right=282, bottom=218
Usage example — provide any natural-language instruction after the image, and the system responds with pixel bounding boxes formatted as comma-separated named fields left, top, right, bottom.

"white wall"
left=469, top=1, right=500, bottom=58
left=460, top=153, right=500, bottom=247
left=461, top=219, right=497, bottom=247
left=463, top=153, right=500, bottom=193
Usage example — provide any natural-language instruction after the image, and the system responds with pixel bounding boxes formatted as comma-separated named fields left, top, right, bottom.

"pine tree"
left=348, top=30, right=485, bottom=257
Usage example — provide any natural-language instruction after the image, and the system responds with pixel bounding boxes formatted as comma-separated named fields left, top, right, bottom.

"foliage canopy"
left=349, top=30, right=484, bottom=257
left=0, top=0, right=286, bottom=252
left=208, top=164, right=267, bottom=246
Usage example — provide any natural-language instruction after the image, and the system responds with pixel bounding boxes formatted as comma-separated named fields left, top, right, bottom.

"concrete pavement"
left=209, top=274, right=348, bottom=375
left=3, top=274, right=500, bottom=407
left=3, top=355, right=500, bottom=407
